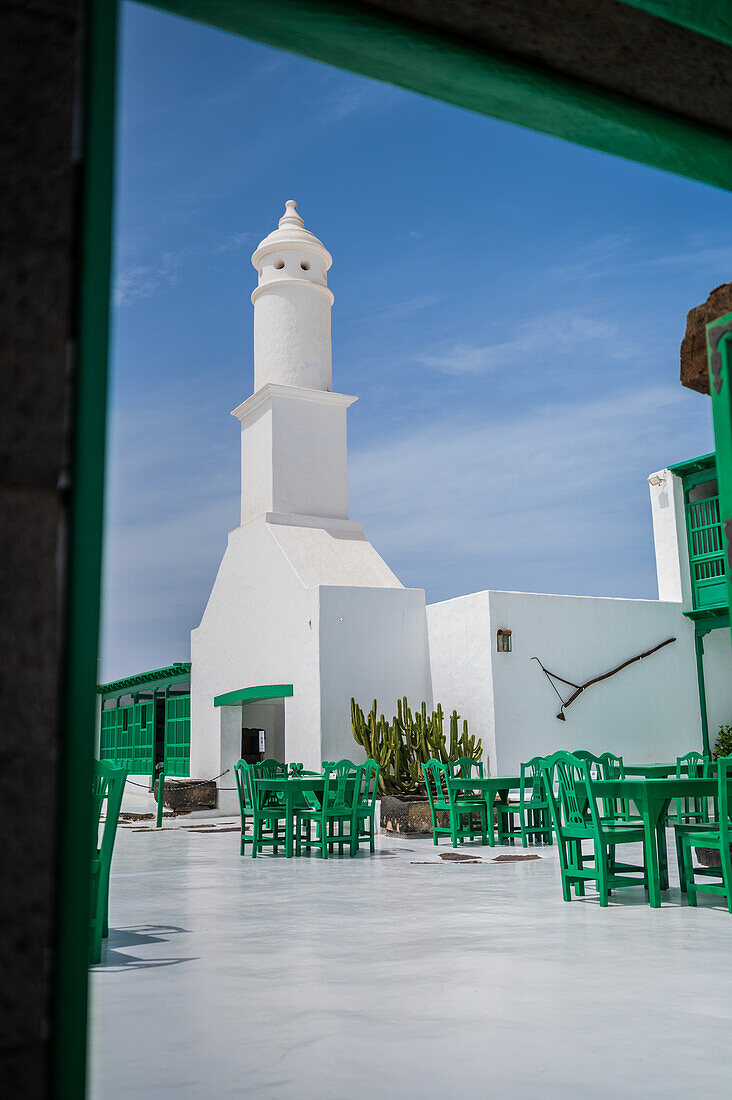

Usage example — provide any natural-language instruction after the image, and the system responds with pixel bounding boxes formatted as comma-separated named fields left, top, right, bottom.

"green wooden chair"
left=422, top=758, right=488, bottom=848
left=496, top=757, right=552, bottom=846
left=234, top=760, right=287, bottom=857
left=571, top=749, right=604, bottom=778
left=90, top=760, right=127, bottom=965
left=540, top=751, right=647, bottom=906
left=296, top=759, right=361, bottom=858
left=254, top=758, right=287, bottom=807
left=678, top=755, right=732, bottom=912
left=672, top=751, right=710, bottom=825
left=598, top=752, right=642, bottom=824
left=350, top=758, right=380, bottom=854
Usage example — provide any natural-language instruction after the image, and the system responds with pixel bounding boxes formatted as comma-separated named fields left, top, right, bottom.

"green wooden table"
left=255, top=776, right=326, bottom=857
left=623, top=763, right=676, bottom=778
left=447, top=775, right=521, bottom=846
left=591, top=776, right=725, bottom=907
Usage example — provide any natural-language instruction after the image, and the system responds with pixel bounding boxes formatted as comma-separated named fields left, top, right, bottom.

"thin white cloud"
left=113, top=229, right=252, bottom=307
left=417, top=311, right=622, bottom=375
left=349, top=382, right=710, bottom=595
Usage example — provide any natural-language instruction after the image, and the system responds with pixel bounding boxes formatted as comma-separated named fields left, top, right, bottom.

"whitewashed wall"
left=700, top=627, right=732, bottom=752
left=191, top=515, right=432, bottom=810
left=318, top=584, right=433, bottom=765
left=428, top=590, right=714, bottom=774
left=190, top=518, right=321, bottom=811
left=649, top=469, right=692, bottom=604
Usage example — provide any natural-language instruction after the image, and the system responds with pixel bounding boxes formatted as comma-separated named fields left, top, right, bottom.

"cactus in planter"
left=351, top=696, right=482, bottom=796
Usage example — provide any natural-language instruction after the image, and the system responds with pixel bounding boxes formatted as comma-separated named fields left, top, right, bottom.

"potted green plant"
left=351, top=696, right=482, bottom=834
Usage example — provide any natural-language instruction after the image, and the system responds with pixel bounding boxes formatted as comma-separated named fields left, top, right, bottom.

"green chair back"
left=520, top=757, right=546, bottom=803
left=234, top=760, right=256, bottom=815
left=450, top=756, right=484, bottom=780
left=323, top=759, right=360, bottom=812
left=571, top=749, right=603, bottom=778
left=599, top=752, right=625, bottom=779
left=545, top=751, right=594, bottom=831
left=357, top=759, right=380, bottom=807
left=256, top=758, right=286, bottom=779
left=422, top=758, right=450, bottom=813
left=90, top=760, right=127, bottom=964
left=676, top=751, right=706, bottom=778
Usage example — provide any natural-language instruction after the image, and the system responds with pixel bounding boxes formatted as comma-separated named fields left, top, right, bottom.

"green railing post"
left=156, top=765, right=165, bottom=829
left=707, top=314, right=732, bottom=648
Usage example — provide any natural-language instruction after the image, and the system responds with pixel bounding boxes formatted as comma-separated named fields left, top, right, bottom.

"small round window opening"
left=497, top=628, right=512, bottom=653
left=300, top=260, right=311, bottom=271
left=273, top=258, right=285, bottom=270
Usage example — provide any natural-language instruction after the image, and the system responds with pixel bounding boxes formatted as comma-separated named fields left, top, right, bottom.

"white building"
left=100, top=202, right=732, bottom=802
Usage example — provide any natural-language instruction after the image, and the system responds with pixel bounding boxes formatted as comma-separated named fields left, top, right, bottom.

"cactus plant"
left=351, top=696, right=482, bottom=796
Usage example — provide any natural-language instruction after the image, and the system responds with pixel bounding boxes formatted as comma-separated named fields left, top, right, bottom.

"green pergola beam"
left=97, top=662, right=192, bottom=696
left=149, top=0, right=732, bottom=193
left=617, top=1, right=732, bottom=48
left=214, top=683, right=294, bottom=707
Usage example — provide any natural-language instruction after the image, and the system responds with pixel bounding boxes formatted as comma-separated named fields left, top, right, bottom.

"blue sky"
left=101, top=0, right=732, bottom=680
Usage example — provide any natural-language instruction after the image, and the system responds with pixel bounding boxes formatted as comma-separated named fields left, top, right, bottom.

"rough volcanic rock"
left=680, top=283, right=732, bottom=395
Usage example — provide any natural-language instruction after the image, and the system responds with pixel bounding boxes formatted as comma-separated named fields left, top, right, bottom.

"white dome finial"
left=279, top=199, right=304, bottom=229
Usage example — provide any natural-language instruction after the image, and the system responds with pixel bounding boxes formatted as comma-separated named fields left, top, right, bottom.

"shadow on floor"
left=92, top=924, right=197, bottom=971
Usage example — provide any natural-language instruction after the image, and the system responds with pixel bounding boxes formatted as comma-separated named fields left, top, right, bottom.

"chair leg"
left=682, top=840, right=697, bottom=905
left=574, top=842, right=585, bottom=895
left=597, top=845, right=609, bottom=907
left=675, top=830, right=687, bottom=893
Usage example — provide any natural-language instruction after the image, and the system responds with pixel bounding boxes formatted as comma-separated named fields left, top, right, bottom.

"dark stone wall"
left=0, top=0, right=83, bottom=1092
left=680, top=283, right=732, bottom=396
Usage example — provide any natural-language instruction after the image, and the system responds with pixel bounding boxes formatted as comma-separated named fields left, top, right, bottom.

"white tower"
left=251, top=199, right=334, bottom=392
left=191, top=201, right=432, bottom=805
left=232, top=200, right=356, bottom=526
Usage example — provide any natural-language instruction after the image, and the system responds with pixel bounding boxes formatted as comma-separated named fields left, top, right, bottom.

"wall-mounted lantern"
left=497, top=628, right=512, bottom=653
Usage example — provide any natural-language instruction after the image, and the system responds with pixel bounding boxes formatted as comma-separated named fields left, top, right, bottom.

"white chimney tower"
left=232, top=200, right=356, bottom=526
left=191, top=200, right=432, bottom=802
left=251, top=198, right=334, bottom=391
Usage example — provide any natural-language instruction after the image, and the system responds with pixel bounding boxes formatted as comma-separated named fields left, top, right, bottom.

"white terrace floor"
left=90, top=818, right=732, bottom=1099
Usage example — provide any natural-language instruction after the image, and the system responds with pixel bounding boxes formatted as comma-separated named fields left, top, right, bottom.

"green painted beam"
left=214, top=683, right=294, bottom=707
left=53, top=1, right=119, bottom=1097
left=617, top=1, right=732, bottom=48
left=97, top=662, right=191, bottom=695
left=148, top=0, right=732, bottom=192
left=667, top=451, right=717, bottom=476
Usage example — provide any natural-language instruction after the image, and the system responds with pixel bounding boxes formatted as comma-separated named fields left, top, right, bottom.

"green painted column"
left=694, top=629, right=711, bottom=757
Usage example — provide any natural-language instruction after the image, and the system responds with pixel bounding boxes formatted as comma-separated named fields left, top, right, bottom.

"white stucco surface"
left=191, top=517, right=431, bottom=809
left=234, top=385, right=356, bottom=523
left=649, top=469, right=692, bottom=604
left=91, top=827, right=732, bottom=1100
left=428, top=589, right=715, bottom=774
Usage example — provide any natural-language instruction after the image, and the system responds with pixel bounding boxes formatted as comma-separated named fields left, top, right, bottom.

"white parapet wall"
left=648, top=468, right=692, bottom=605
left=427, top=589, right=731, bottom=774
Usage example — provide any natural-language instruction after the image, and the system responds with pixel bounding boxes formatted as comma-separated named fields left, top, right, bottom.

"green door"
left=164, top=694, right=191, bottom=777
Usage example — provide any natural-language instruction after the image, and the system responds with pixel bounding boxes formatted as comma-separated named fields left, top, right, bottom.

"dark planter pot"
left=155, top=778, right=217, bottom=812
left=694, top=845, right=732, bottom=867
left=380, top=794, right=448, bottom=835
